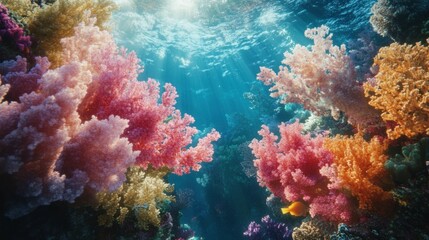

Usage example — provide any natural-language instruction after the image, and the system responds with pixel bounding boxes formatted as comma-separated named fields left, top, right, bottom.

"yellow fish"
left=281, top=201, right=308, bottom=216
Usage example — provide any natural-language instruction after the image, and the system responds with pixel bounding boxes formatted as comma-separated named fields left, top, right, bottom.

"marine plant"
left=385, top=138, right=429, bottom=184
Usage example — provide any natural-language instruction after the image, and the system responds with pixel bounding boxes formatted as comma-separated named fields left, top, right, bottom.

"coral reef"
left=257, top=25, right=381, bottom=129
left=364, top=40, right=429, bottom=140
left=370, top=0, right=429, bottom=43
left=0, top=57, right=137, bottom=218
left=59, top=18, right=221, bottom=175
left=249, top=121, right=354, bottom=223
left=324, top=133, right=394, bottom=214
left=28, top=0, right=117, bottom=67
left=0, top=17, right=219, bottom=219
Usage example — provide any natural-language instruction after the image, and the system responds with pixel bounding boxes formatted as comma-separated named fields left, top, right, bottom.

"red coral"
left=250, top=121, right=354, bottom=223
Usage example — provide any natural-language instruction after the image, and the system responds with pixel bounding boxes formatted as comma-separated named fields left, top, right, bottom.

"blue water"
left=109, top=0, right=384, bottom=239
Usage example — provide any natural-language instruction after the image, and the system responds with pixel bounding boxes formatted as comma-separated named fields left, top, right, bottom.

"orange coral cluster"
left=364, top=40, right=429, bottom=140
left=324, top=134, right=393, bottom=214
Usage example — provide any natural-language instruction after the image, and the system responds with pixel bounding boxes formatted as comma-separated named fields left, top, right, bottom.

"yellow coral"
left=96, top=167, right=174, bottom=230
left=364, top=40, right=429, bottom=139
left=324, top=134, right=393, bottom=213
left=28, top=0, right=116, bottom=67
left=0, top=0, right=40, bottom=23
left=292, top=219, right=334, bottom=240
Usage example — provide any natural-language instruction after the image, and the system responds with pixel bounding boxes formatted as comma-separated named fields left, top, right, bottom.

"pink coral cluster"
left=249, top=121, right=354, bottom=223
left=60, top=18, right=220, bottom=175
left=257, top=25, right=381, bottom=128
left=0, top=19, right=219, bottom=218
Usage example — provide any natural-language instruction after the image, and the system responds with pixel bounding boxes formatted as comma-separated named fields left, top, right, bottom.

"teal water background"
left=110, top=1, right=379, bottom=239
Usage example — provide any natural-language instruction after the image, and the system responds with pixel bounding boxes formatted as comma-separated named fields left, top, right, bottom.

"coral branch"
left=257, top=26, right=381, bottom=128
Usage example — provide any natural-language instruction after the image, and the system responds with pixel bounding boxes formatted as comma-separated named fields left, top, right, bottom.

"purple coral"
left=0, top=4, right=32, bottom=61
left=243, top=215, right=292, bottom=240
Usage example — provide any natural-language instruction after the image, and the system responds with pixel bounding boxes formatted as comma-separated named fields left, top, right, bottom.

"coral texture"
left=28, top=0, right=117, bottom=67
left=60, top=18, right=220, bottom=175
left=324, top=133, right=393, bottom=213
left=257, top=25, right=381, bottom=128
left=96, top=167, right=173, bottom=229
left=0, top=0, right=39, bottom=23
left=243, top=215, right=292, bottom=240
left=0, top=19, right=219, bottom=218
left=249, top=121, right=353, bottom=223
left=292, top=220, right=331, bottom=240
left=364, top=41, right=429, bottom=139
left=0, top=56, right=48, bottom=102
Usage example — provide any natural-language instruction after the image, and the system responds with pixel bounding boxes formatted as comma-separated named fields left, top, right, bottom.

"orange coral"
left=324, top=134, right=393, bottom=214
left=364, top=40, right=429, bottom=139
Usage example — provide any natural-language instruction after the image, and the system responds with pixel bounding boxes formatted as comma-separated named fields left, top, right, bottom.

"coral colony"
left=0, top=1, right=219, bottom=237
left=1, top=0, right=429, bottom=239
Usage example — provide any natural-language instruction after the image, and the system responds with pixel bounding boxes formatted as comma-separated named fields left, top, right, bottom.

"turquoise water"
left=109, top=0, right=377, bottom=239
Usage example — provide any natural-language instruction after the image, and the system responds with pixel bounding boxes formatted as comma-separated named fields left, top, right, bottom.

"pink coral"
left=257, top=26, right=381, bottom=128
left=0, top=56, right=50, bottom=102
left=0, top=61, right=138, bottom=218
left=0, top=19, right=219, bottom=217
left=60, top=18, right=220, bottom=175
left=249, top=121, right=354, bottom=223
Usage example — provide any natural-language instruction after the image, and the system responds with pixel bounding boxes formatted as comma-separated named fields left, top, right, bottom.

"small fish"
left=281, top=201, right=308, bottom=216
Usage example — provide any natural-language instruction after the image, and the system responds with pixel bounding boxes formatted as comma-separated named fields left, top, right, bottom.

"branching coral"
left=0, top=4, right=32, bottom=61
left=0, top=19, right=219, bottom=218
left=96, top=167, right=173, bottom=230
left=363, top=41, right=429, bottom=140
left=249, top=121, right=354, bottom=223
left=257, top=25, right=381, bottom=129
left=324, top=134, right=393, bottom=214
left=370, top=0, right=429, bottom=43
left=60, top=18, right=220, bottom=175
left=27, top=0, right=117, bottom=67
